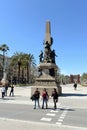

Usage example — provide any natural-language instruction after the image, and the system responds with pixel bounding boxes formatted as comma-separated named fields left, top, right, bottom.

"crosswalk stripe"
left=60, top=116, right=65, bottom=119
left=50, top=110, right=58, bottom=113
left=58, top=119, right=63, bottom=122
left=56, top=122, right=62, bottom=125
left=40, top=117, right=52, bottom=121
left=46, top=113, right=56, bottom=116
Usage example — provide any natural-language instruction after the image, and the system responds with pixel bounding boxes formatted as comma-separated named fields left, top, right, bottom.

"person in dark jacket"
left=9, top=85, right=14, bottom=96
left=33, top=88, right=40, bottom=109
left=51, top=88, right=58, bottom=109
left=73, top=82, right=77, bottom=90
left=5, top=84, right=8, bottom=96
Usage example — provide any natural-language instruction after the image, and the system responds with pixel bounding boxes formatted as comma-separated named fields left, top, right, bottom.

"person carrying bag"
left=51, top=88, right=58, bottom=109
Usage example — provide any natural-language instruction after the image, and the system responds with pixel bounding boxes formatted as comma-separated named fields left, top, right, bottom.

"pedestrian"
left=51, top=88, right=59, bottom=109
left=73, top=82, right=77, bottom=90
left=42, top=88, right=49, bottom=109
left=1, top=86, right=5, bottom=99
left=9, top=84, right=14, bottom=96
left=33, top=88, right=40, bottom=109
left=5, top=84, right=8, bottom=96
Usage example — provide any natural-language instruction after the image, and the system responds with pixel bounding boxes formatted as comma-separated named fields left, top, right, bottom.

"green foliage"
left=58, top=74, right=70, bottom=84
left=0, top=44, right=9, bottom=53
left=80, top=73, right=87, bottom=82
left=10, top=52, right=36, bottom=68
left=7, top=52, right=36, bottom=84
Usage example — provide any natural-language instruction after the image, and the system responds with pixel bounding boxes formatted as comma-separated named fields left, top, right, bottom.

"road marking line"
left=50, top=110, right=58, bottom=113
left=61, top=114, right=66, bottom=117
left=58, top=119, right=63, bottom=122
left=60, top=116, right=65, bottom=119
left=40, top=117, right=52, bottom=121
left=61, top=112, right=67, bottom=117
left=46, top=113, right=56, bottom=116
left=56, top=122, right=62, bottom=126
left=56, top=108, right=68, bottom=126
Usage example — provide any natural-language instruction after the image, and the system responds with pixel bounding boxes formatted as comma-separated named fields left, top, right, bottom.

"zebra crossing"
left=40, top=105, right=71, bottom=126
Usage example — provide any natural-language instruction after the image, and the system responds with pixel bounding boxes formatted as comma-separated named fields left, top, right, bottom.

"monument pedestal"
left=31, top=63, right=62, bottom=96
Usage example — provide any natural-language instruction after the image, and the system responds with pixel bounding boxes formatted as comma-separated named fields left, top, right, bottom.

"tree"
left=0, top=44, right=9, bottom=75
left=58, top=74, right=70, bottom=84
left=8, top=52, right=36, bottom=84
left=80, top=73, right=87, bottom=85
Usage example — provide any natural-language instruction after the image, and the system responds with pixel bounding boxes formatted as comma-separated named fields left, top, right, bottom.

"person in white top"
left=1, top=86, right=5, bottom=98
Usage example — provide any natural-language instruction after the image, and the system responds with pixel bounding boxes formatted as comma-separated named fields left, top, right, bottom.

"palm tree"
left=0, top=44, right=9, bottom=75
left=27, top=54, right=36, bottom=83
left=9, top=52, right=36, bottom=84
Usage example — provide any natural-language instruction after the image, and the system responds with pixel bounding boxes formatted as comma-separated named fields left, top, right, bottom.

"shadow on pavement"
left=58, top=107, right=75, bottom=111
left=61, top=93, right=87, bottom=97
left=0, top=97, right=15, bottom=100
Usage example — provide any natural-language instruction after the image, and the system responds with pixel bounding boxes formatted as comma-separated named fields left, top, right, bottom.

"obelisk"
left=45, top=21, right=51, bottom=45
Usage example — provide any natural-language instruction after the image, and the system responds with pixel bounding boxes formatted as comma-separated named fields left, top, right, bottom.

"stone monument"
left=31, top=21, right=62, bottom=96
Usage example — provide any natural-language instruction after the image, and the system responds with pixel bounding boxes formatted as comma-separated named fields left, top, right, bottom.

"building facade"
left=70, top=74, right=80, bottom=83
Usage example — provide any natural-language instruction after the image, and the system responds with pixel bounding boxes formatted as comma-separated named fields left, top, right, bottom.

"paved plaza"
left=0, top=84, right=87, bottom=130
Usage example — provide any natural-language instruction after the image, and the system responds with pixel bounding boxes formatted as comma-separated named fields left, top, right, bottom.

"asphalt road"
left=0, top=84, right=87, bottom=130
left=0, top=103, right=87, bottom=129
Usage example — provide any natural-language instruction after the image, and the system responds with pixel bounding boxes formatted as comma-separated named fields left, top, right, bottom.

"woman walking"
left=51, top=88, right=58, bottom=109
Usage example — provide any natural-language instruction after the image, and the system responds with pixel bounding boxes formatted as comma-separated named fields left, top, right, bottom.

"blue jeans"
left=42, top=98, right=48, bottom=109
left=34, top=98, right=40, bottom=109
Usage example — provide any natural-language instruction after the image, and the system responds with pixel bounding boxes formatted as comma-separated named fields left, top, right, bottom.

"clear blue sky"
left=0, top=0, right=87, bottom=76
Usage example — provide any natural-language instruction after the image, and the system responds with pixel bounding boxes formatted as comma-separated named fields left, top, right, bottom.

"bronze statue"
left=39, top=50, right=43, bottom=62
left=50, top=49, right=57, bottom=64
